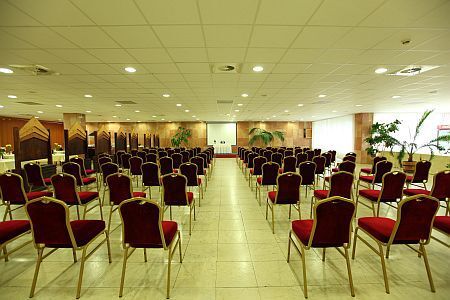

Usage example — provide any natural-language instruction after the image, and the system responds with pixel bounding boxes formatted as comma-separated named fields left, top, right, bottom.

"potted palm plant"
left=364, top=119, right=401, bottom=157
left=248, top=128, right=285, bottom=146
left=396, top=110, right=450, bottom=173
left=171, top=127, right=192, bottom=148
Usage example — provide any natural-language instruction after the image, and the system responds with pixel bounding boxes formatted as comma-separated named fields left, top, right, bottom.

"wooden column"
left=354, top=113, right=373, bottom=164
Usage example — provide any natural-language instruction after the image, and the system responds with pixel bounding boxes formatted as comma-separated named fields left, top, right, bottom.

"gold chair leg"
left=29, top=247, right=44, bottom=298
left=344, top=247, right=355, bottom=297
left=189, top=208, right=192, bottom=235
left=98, top=198, right=104, bottom=220
left=76, top=247, right=87, bottom=299
left=300, top=246, right=308, bottom=298
left=322, top=248, right=326, bottom=261
left=420, top=243, right=435, bottom=292
left=287, top=232, right=292, bottom=262
left=72, top=249, right=78, bottom=263
left=144, top=248, right=147, bottom=262
left=105, top=231, right=112, bottom=263
left=288, top=205, right=292, bottom=219
left=166, top=247, right=172, bottom=299
left=378, top=244, right=390, bottom=294
left=107, top=205, right=114, bottom=235
left=351, top=228, right=358, bottom=259
left=119, top=247, right=129, bottom=297
left=178, top=232, right=183, bottom=263
left=271, top=205, right=275, bottom=234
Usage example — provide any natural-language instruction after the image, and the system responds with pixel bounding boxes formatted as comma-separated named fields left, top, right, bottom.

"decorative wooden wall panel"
left=129, top=131, right=138, bottom=150
left=115, top=127, right=127, bottom=153
left=64, top=122, right=87, bottom=160
left=144, top=132, right=151, bottom=148
left=95, top=125, right=111, bottom=155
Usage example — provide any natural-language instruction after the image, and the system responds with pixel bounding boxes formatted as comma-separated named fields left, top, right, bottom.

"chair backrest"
left=106, top=173, right=133, bottom=205
left=158, top=150, right=168, bottom=158
left=159, top=156, right=174, bottom=176
left=198, top=153, right=209, bottom=168
left=322, top=152, right=332, bottom=168
left=142, top=148, right=150, bottom=154
left=161, top=174, right=189, bottom=206
left=328, top=171, right=353, bottom=199
left=263, top=150, right=273, bottom=162
left=121, top=153, right=132, bottom=169
left=131, top=149, right=138, bottom=157
left=342, top=155, right=356, bottom=163
left=430, top=170, right=450, bottom=200
left=261, top=162, right=279, bottom=186
left=247, top=153, right=258, bottom=168
left=370, top=156, right=387, bottom=174
left=294, top=148, right=302, bottom=156
left=137, top=151, right=146, bottom=161
left=243, top=150, right=251, bottom=164
left=312, top=156, right=325, bottom=174
left=0, top=172, right=27, bottom=205
left=309, top=196, right=355, bottom=248
left=271, top=152, right=283, bottom=167
left=179, top=163, right=198, bottom=186
left=190, top=156, right=205, bottom=175
left=252, top=156, right=267, bottom=176
left=373, top=160, right=393, bottom=183
left=116, top=150, right=126, bottom=166
left=146, top=153, right=158, bottom=163
left=98, top=156, right=112, bottom=167
left=24, top=163, right=46, bottom=188
left=346, top=152, right=357, bottom=157
left=171, top=153, right=183, bottom=169
left=141, top=162, right=160, bottom=187
left=70, top=157, right=88, bottom=177
left=62, top=162, right=83, bottom=186
left=411, top=160, right=431, bottom=183
left=174, top=148, right=181, bottom=153
left=338, top=161, right=356, bottom=174
left=149, top=148, right=158, bottom=154
left=26, top=197, right=77, bottom=247
left=274, top=172, right=302, bottom=204
left=305, top=150, right=314, bottom=161
left=330, top=150, right=337, bottom=163
left=379, top=171, right=407, bottom=202
left=51, top=173, right=80, bottom=205
left=299, top=161, right=316, bottom=185
left=129, top=156, right=143, bottom=175
left=188, top=149, right=195, bottom=159
left=284, top=150, right=293, bottom=157
left=180, top=151, right=190, bottom=163
left=283, top=156, right=297, bottom=173
left=119, top=198, right=169, bottom=249
left=313, top=148, right=321, bottom=156
left=296, top=153, right=307, bottom=167
left=167, top=149, right=175, bottom=156
left=98, top=153, right=110, bottom=158
left=390, top=195, right=439, bottom=244
left=101, top=162, right=119, bottom=184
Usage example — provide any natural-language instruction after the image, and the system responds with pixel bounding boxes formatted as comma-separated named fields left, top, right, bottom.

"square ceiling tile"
left=177, top=63, right=211, bottom=73
left=53, top=27, right=119, bottom=48
left=245, top=48, right=286, bottom=63
left=5, top=27, right=78, bottom=49
left=87, top=49, right=136, bottom=63
left=256, top=0, right=322, bottom=25
left=281, top=49, right=324, bottom=63
left=128, top=49, right=172, bottom=63
left=143, top=63, right=179, bottom=73
left=207, top=48, right=246, bottom=62
left=135, top=0, right=200, bottom=24
left=271, top=63, right=311, bottom=73
left=78, top=63, right=119, bottom=75
left=198, top=0, right=258, bottom=24
left=318, top=49, right=363, bottom=64
left=167, top=48, right=208, bottom=62
left=72, top=0, right=146, bottom=25
left=0, top=30, right=36, bottom=49
left=250, top=26, right=301, bottom=48
left=332, top=28, right=396, bottom=50
left=291, top=26, right=351, bottom=49
left=13, top=49, right=66, bottom=63
left=103, top=26, right=161, bottom=48
left=153, top=26, right=204, bottom=47
left=203, top=26, right=252, bottom=47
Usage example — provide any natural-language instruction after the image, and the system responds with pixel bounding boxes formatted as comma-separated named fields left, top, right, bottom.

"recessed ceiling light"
left=137, top=120, right=141, bottom=122
left=355, top=104, right=363, bottom=107
left=84, top=94, right=93, bottom=98
left=272, top=115, right=276, bottom=117
left=162, top=93, right=170, bottom=98
left=232, top=115, right=236, bottom=117
left=318, top=94, right=326, bottom=98
left=297, top=104, right=304, bottom=107
left=235, top=109, right=239, bottom=112
left=266, top=117, right=269, bottom=120
left=252, top=65, right=264, bottom=72
left=126, top=118, right=130, bottom=121
left=0, top=68, right=13, bottom=74
left=237, top=103, right=243, bottom=106
left=152, top=115, right=156, bottom=118
left=185, top=109, right=190, bottom=112
left=0, top=105, right=4, bottom=109
left=37, top=111, right=43, bottom=114
left=226, top=113, right=230, bottom=116
left=284, top=110, right=289, bottom=112
left=311, top=115, right=316, bottom=118
left=86, top=110, right=91, bottom=113
left=392, top=95, right=401, bottom=99
left=124, top=67, right=136, bottom=73
left=332, top=110, right=337, bottom=113
left=176, top=103, right=182, bottom=107
left=115, top=104, right=122, bottom=107
left=112, top=116, right=117, bottom=118
left=192, top=115, right=196, bottom=118
left=135, top=110, right=140, bottom=113
left=375, top=67, right=388, bottom=74
left=55, top=104, right=63, bottom=108
left=34, top=116, right=39, bottom=119
left=7, top=95, right=17, bottom=99
left=160, top=119, right=165, bottom=121
left=196, top=118, right=199, bottom=121
left=241, top=93, right=249, bottom=97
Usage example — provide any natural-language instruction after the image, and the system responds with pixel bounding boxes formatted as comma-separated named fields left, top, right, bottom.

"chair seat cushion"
left=360, top=167, right=372, bottom=174
left=162, top=221, right=178, bottom=245
left=85, top=169, right=96, bottom=175
left=291, top=219, right=313, bottom=246
left=278, top=168, right=283, bottom=174
left=133, top=192, right=146, bottom=198
left=0, top=220, right=30, bottom=244
left=405, top=175, right=413, bottom=182
left=197, top=178, right=202, bottom=185
left=82, top=177, right=96, bottom=185
left=434, top=216, right=450, bottom=234
left=314, top=190, right=328, bottom=200
left=44, top=178, right=52, bottom=185
left=331, top=167, right=338, bottom=172
left=173, top=169, right=178, bottom=173
left=27, top=191, right=53, bottom=200
left=268, top=191, right=277, bottom=202
left=358, top=217, right=395, bottom=243
left=403, top=189, right=430, bottom=197
left=78, top=192, right=99, bottom=204
left=257, top=177, right=262, bottom=185
left=359, top=189, right=380, bottom=202
left=69, top=220, right=105, bottom=247
left=187, top=192, right=194, bottom=204
left=249, top=168, right=254, bottom=175
left=359, top=175, right=374, bottom=183
left=324, top=176, right=330, bottom=182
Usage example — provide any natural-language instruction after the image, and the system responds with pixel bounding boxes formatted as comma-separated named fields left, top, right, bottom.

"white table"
left=214, top=144, right=232, bottom=154
left=0, top=159, right=15, bottom=173
left=0, top=152, right=68, bottom=173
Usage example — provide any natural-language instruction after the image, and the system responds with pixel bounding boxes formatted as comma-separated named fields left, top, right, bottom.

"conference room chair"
left=190, top=156, right=208, bottom=188
left=25, top=196, right=111, bottom=299
left=343, top=155, right=356, bottom=163
left=249, top=156, right=267, bottom=190
left=106, top=173, right=146, bottom=234
left=284, top=149, right=294, bottom=157
left=130, top=150, right=138, bottom=157
left=158, top=150, right=168, bottom=159
left=62, top=162, right=98, bottom=192
left=0, top=172, right=52, bottom=221
left=166, top=149, right=174, bottom=157
left=322, top=152, right=332, bottom=174
left=311, top=171, right=354, bottom=217
left=97, top=153, right=110, bottom=159
left=159, top=156, right=175, bottom=176
left=174, top=148, right=181, bottom=153
left=356, top=160, right=393, bottom=193
left=137, top=151, right=146, bottom=162
left=288, top=196, right=356, bottom=298
left=405, top=160, right=432, bottom=189
left=0, top=219, right=31, bottom=262
left=51, top=173, right=103, bottom=220
left=180, top=150, right=190, bottom=163
left=180, top=162, right=203, bottom=204
left=256, top=162, right=280, bottom=205
left=258, top=148, right=265, bottom=156
left=129, top=156, right=144, bottom=187
left=121, top=153, right=132, bottom=174
left=312, top=156, right=326, bottom=184
left=141, top=162, right=161, bottom=199
left=142, top=148, right=150, bottom=154
left=305, top=150, right=314, bottom=161
left=198, top=152, right=211, bottom=176
left=302, top=147, right=310, bottom=152
left=148, top=148, right=158, bottom=154
left=403, top=170, right=450, bottom=215
left=161, top=173, right=195, bottom=235
left=188, top=149, right=195, bottom=160
left=352, top=194, right=439, bottom=294
left=118, top=198, right=182, bottom=298
left=100, top=162, right=119, bottom=202
left=171, top=153, right=183, bottom=170
left=23, top=162, right=52, bottom=192
left=241, top=150, right=251, bottom=171
left=296, top=152, right=308, bottom=168
left=360, top=156, right=387, bottom=176
left=145, top=153, right=158, bottom=163
left=299, top=161, right=316, bottom=198
left=329, top=150, right=337, bottom=166
left=324, top=161, right=356, bottom=188
left=98, top=156, right=112, bottom=167
left=271, top=152, right=283, bottom=169
left=346, top=152, right=357, bottom=157
left=116, top=150, right=126, bottom=167
left=432, top=215, right=450, bottom=247
left=263, top=150, right=273, bottom=162
left=281, top=156, right=296, bottom=173
left=266, top=172, right=302, bottom=233
left=244, top=152, right=258, bottom=177
left=70, top=157, right=96, bottom=177
left=294, top=148, right=302, bottom=156
left=357, top=171, right=406, bottom=217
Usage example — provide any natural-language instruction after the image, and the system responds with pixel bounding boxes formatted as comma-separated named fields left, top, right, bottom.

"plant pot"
left=402, top=161, right=416, bottom=173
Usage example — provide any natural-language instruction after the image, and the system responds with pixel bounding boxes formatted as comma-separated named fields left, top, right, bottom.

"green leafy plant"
left=396, top=110, right=450, bottom=166
left=170, top=127, right=192, bottom=148
left=248, top=128, right=285, bottom=146
left=364, top=120, right=401, bottom=156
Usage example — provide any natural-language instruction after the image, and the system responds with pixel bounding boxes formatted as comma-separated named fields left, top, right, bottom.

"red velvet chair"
left=299, top=161, right=316, bottom=198
left=167, top=149, right=175, bottom=156
left=137, top=151, right=146, bottom=162
left=100, top=162, right=119, bottom=201
left=313, top=148, right=321, bottom=156
left=118, top=197, right=182, bottom=298
left=266, top=172, right=302, bottom=233
left=70, top=157, right=95, bottom=177
left=198, top=153, right=211, bottom=176
left=243, top=152, right=258, bottom=176
left=305, top=150, right=314, bottom=161
left=294, top=148, right=303, bottom=156
left=180, top=150, right=190, bottom=163
left=141, top=162, right=161, bottom=199
left=0, top=219, right=31, bottom=262
left=312, top=155, right=326, bottom=182
left=432, top=215, right=450, bottom=247
left=0, top=172, right=52, bottom=221
left=116, top=150, right=126, bottom=167
left=98, top=153, right=110, bottom=158
left=130, top=150, right=138, bottom=157
left=161, top=173, right=195, bottom=235
left=263, top=150, right=273, bottom=162
left=256, top=162, right=280, bottom=205
left=129, top=156, right=143, bottom=186
left=405, top=160, right=431, bottom=189
left=146, top=153, right=158, bottom=163
left=190, top=156, right=208, bottom=188
left=106, top=173, right=146, bottom=233
left=159, top=156, right=175, bottom=176
left=322, top=152, right=332, bottom=173
left=312, top=171, right=354, bottom=217
left=23, top=162, right=52, bottom=192
left=281, top=156, right=296, bottom=174
left=51, top=173, right=103, bottom=220
left=25, top=196, right=112, bottom=299
left=324, top=161, right=355, bottom=188
left=121, top=153, right=132, bottom=174
left=98, top=156, right=112, bottom=167
left=346, top=152, right=357, bottom=157
left=352, top=194, right=439, bottom=294
left=357, top=171, right=406, bottom=217
left=171, top=153, right=183, bottom=170
left=271, top=152, right=283, bottom=168
left=62, top=162, right=98, bottom=191
left=356, top=160, right=393, bottom=193
left=284, top=149, right=294, bottom=157
left=403, top=170, right=450, bottom=215
left=180, top=162, right=203, bottom=204
left=296, top=152, right=308, bottom=168
left=249, top=156, right=267, bottom=190
left=360, top=156, right=386, bottom=175
left=158, top=150, right=168, bottom=159
left=288, top=196, right=356, bottom=298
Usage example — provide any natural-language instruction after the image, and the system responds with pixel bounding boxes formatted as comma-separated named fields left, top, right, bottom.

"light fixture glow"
left=318, top=94, right=326, bottom=98
left=152, top=115, right=156, bottom=118
left=355, top=104, right=363, bottom=107
left=0, top=105, right=4, bottom=109
left=272, top=115, right=276, bottom=117
left=237, top=103, right=243, bottom=106
left=192, top=115, right=196, bottom=118
left=312, top=115, right=316, bottom=118
left=7, top=95, right=17, bottom=99
left=332, top=110, right=337, bottom=113
left=252, top=65, right=264, bottom=72
left=160, top=119, right=165, bottom=121
left=55, top=104, right=63, bottom=108
left=85, top=110, right=91, bottom=113
left=37, top=111, right=43, bottom=114
left=115, top=104, right=122, bottom=107
left=0, top=68, right=13, bottom=74
left=176, top=103, right=182, bottom=107
left=284, top=110, right=289, bottom=112
left=392, top=95, right=401, bottom=99
left=112, top=116, right=117, bottom=118
left=124, top=67, right=136, bottom=73
left=34, top=116, right=39, bottom=119
left=84, top=94, right=93, bottom=98
left=375, top=67, right=388, bottom=74
left=241, top=93, right=249, bottom=97
left=135, top=110, right=140, bottom=113
left=297, top=104, right=304, bottom=107
left=234, top=109, right=239, bottom=112
left=185, top=109, right=190, bottom=112
left=162, top=93, right=170, bottom=98
left=126, top=118, right=130, bottom=121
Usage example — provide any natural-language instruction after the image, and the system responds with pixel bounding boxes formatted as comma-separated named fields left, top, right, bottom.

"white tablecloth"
left=214, top=144, right=232, bottom=154
left=0, top=159, right=15, bottom=173
left=0, top=152, right=68, bottom=173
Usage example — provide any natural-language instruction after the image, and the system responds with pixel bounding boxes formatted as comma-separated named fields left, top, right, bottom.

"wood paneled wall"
left=0, top=117, right=64, bottom=150
left=354, top=113, right=374, bottom=164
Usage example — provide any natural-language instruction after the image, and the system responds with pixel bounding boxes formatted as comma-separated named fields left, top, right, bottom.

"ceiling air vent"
left=116, top=101, right=137, bottom=105
left=9, top=64, right=60, bottom=76
left=211, top=63, right=241, bottom=74
left=388, top=65, right=439, bottom=77
left=17, top=101, right=43, bottom=105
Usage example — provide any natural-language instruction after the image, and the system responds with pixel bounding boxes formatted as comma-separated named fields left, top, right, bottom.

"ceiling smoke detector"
left=211, top=63, right=240, bottom=74
left=9, top=64, right=60, bottom=76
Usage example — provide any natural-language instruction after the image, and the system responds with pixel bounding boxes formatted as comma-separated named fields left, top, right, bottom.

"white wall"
left=312, top=115, right=355, bottom=157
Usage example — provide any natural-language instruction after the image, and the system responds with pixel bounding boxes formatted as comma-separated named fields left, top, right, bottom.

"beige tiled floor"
left=0, top=158, right=449, bottom=299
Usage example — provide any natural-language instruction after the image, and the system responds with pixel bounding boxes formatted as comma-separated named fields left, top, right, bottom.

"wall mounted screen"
left=312, top=115, right=355, bottom=157
left=207, top=122, right=237, bottom=145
